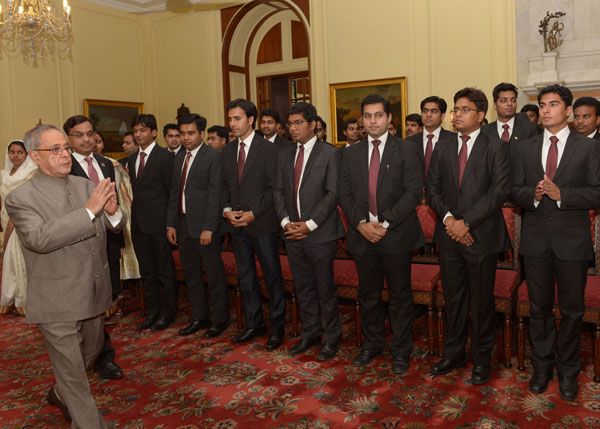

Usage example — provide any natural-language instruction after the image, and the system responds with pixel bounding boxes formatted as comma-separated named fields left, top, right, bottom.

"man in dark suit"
left=274, top=102, right=344, bottom=360
left=483, top=82, right=538, bottom=145
left=63, top=115, right=124, bottom=381
left=339, top=94, right=424, bottom=372
left=128, top=114, right=178, bottom=332
left=426, top=87, right=510, bottom=385
left=260, top=108, right=293, bottom=149
left=342, top=118, right=360, bottom=147
left=163, top=123, right=184, bottom=155
left=222, top=98, right=286, bottom=350
left=166, top=114, right=229, bottom=338
left=511, top=84, right=600, bottom=401
left=119, top=131, right=137, bottom=168
left=573, top=96, right=600, bottom=140
left=407, top=96, right=456, bottom=178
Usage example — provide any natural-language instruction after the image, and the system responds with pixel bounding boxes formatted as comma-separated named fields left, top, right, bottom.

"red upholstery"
left=493, top=269, right=520, bottom=298
left=517, top=281, right=559, bottom=305
left=502, top=207, right=515, bottom=242
left=172, top=250, right=183, bottom=271
left=416, top=205, right=437, bottom=239
left=337, top=205, right=349, bottom=233
left=590, top=210, right=596, bottom=245
left=585, top=275, right=600, bottom=308
left=333, top=259, right=359, bottom=286
left=221, top=251, right=238, bottom=276
left=411, top=264, right=439, bottom=291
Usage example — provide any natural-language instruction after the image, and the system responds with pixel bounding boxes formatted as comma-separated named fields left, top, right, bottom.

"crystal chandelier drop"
left=0, top=0, right=72, bottom=63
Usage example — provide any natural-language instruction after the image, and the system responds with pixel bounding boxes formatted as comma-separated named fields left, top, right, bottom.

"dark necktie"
left=237, top=141, right=246, bottom=185
left=424, top=133, right=434, bottom=177
left=546, top=136, right=559, bottom=180
left=501, top=123, right=510, bottom=142
left=84, top=157, right=100, bottom=185
left=137, top=152, right=146, bottom=180
left=179, top=152, right=192, bottom=215
left=458, top=135, right=470, bottom=188
left=293, top=144, right=305, bottom=219
left=368, top=140, right=381, bottom=217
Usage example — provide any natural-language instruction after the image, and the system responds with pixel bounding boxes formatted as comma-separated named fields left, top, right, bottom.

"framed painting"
left=83, top=99, right=143, bottom=157
left=329, top=77, right=407, bottom=146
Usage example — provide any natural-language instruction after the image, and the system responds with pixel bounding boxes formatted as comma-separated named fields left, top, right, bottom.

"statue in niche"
left=538, top=11, right=566, bottom=53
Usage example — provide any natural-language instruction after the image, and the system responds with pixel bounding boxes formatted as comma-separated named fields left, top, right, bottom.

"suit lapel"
left=358, top=140, right=369, bottom=194
left=129, top=152, right=139, bottom=186
left=138, top=146, right=159, bottom=185
left=553, top=132, right=578, bottom=181
left=300, top=141, right=322, bottom=188
left=450, top=138, right=459, bottom=188
left=70, top=155, right=88, bottom=179
left=531, top=134, right=545, bottom=178
left=94, top=154, right=112, bottom=180
left=240, top=136, right=261, bottom=184
left=287, top=145, right=296, bottom=191
left=377, top=138, right=395, bottom=189
left=459, top=132, right=485, bottom=186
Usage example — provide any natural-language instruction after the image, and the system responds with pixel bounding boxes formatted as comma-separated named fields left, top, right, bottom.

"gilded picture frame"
left=329, top=77, right=408, bottom=146
left=83, top=99, right=144, bottom=157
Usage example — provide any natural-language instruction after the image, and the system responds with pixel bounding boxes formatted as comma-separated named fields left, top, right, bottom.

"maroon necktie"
left=293, top=144, right=305, bottom=219
left=237, top=142, right=246, bottom=185
left=179, top=152, right=192, bottom=215
left=546, top=136, right=559, bottom=180
left=368, top=140, right=381, bottom=217
left=84, top=157, right=100, bottom=185
left=458, top=135, right=470, bottom=188
left=137, top=152, right=146, bottom=180
left=501, top=124, right=510, bottom=143
left=424, top=133, right=434, bottom=177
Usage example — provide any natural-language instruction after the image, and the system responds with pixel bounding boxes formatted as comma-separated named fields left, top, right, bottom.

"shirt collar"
left=423, top=126, right=442, bottom=140
left=267, top=134, right=277, bottom=143
left=458, top=127, right=481, bottom=143
left=368, top=131, right=389, bottom=146
left=186, top=143, right=203, bottom=157
left=543, top=125, right=570, bottom=144
left=240, top=131, right=255, bottom=147
left=140, top=141, right=156, bottom=155
left=588, top=130, right=598, bottom=139
left=72, top=151, right=94, bottom=163
left=497, top=116, right=515, bottom=131
left=298, top=135, right=317, bottom=151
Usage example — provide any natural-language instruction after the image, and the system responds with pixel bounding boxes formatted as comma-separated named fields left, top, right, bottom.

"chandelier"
left=0, top=0, right=72, bottom=63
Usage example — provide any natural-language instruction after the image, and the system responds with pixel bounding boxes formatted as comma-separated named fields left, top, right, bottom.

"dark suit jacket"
left=127, top=144, right=175, bottom=234
left=338, top=134, right=425, bottom=256
left=426, top=131, right=511, bottom=255
left=483, top=115, right=539, bottom=145
left=273, top=135, right=294, bottom=149
left=511, top=132, right=600, bottom=260
left=118, top=157, right=128, bottom=168
left=592, top=131, right=600, bottom=141
left=407, top=128, right=457, bottom=161
left=70, top=153, right=125, bottom=248
left=221, top=134, right=279, bottom=236
left=274, top=140, right=345, bottom=243
left=167, top=145, right=223, bottom=238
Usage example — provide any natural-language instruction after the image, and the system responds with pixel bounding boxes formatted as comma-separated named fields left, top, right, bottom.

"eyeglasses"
left=34, top=145, right=71, bottom=156
left=68, top=130, right=96, bottom=139
left=451, top=107, right=479, bottom=114
left=286, top=120, right=308, bottom=128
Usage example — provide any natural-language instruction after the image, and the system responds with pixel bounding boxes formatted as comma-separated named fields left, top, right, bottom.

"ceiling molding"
left=85, top=0, right=248, bottom=14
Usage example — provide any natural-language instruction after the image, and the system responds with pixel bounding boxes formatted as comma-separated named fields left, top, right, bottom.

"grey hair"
left=23, top=124, right=66, bottom=152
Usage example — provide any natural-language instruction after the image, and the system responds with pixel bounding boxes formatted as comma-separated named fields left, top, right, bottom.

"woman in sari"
left=0, top=140, right=38, bottom=315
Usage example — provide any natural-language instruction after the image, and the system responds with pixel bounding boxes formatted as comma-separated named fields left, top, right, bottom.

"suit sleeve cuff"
left=86, top=208, right=96, bottom=221
left=443, top=211, right=453, bottom=224
left=223, top=207, right=232, bottom=216
left=104, top=209, right=123, bottom=228
left=533, top=200, right=540, bottom=208
left=281, top=217, right=290, bottom=229
left=306, top=219, right=318, bottom=231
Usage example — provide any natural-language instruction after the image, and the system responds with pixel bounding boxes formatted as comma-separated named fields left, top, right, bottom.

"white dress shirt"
left=135, top=141, right=157, bottom=177
left=496, top=116, right=515, bottom=140
left=224, top=132, right=255, bottom=214
left=422, top=126, right=443, bottom=155
left=280, top=136, right=318, bottom=231
left=364, top=132, right=389, bottom=227
left=588, top=130, right=598, bottom=139
left=533, top=125, right=570, bottom=208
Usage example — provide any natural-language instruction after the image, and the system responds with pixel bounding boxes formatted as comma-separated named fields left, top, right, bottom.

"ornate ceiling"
left=85, top=0, right=247, bottom=14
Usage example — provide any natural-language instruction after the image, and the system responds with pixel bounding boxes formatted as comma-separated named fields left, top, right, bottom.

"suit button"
left=548, top=216, right=552, bottom=220
left=94, top=274, right=99, bottom=279
left=91, top=251, right=95, bottom=256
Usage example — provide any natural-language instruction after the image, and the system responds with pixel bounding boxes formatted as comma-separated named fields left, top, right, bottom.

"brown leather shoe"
left=47, top=387, right=71, bottom=422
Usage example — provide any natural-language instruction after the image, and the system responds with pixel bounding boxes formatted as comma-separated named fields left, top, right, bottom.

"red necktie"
left=84, top=157, right=100, bottom=185
left=368, top=140, right=381, bottom=217
left=137, top=152, right=146, bottom=180
left=546, top=136, right=559, bottom=180
left=179, top=152, right=192, bottom=215
left=424, top=133, right=434, bottom=177
left=293, top=144, right=305, bottom=219
left=237, top=142, right=246, bottom=185
left=501, top=123, right=510, bottom=143
left=458, top=135, right=470, bottom=188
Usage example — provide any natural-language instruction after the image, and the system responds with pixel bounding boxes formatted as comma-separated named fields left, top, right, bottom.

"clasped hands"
left=224, top=210, right=255, bottom=227
left=357, top=221, right=387, bottom=243
left=86, top=179, right=118, bottom=216
left=445, top=216, right=473, bottom=246
left=284, top=222, right=310, bottom=240
left=535, top=174, right=561, bottom=201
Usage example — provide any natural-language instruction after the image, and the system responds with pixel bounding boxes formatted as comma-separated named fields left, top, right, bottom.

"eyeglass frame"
left=33, top=145, right=72, bottom=156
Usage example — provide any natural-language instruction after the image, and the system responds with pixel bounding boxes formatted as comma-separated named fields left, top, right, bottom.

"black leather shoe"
left=471, top=365, right=491, bottom=385
left=265, top=331, right=284, bottom=351
left=151, top=316, right=175, bottom=332
left=353, top=348, right=382, bottom=367
left=289, top=336, right=321, bottom=357
left=204, top=322, right=229, bottom=338
left=430, top=358, right=467, bottom=375
left=558, top=376, right=578, bottom=401
left=392, top=356, right=410, bottom=374
left=136, top=314, right=159, bottom=331
left=529, top=372, right=552, bottom=394
left=232, top=325, right=267, bottom=343
left=178, top=319, right=209, bottom=336
left=95, top=361, right=124, bottom=380
left=47, top=387, right=71, bottom=422
left=317, top=342, right=340, bottom=361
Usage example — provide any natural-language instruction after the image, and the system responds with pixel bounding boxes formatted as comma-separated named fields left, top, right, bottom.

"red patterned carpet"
left=1, top=294, right=600, bottom=428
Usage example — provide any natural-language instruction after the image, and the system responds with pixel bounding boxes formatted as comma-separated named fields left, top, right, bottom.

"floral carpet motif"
left=1, top=295, right=600, bottom=428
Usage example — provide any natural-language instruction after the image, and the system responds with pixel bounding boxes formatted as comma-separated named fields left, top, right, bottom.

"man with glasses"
left=274, top=102, right=344, bottom=360
left=222, top=98, right=286, bottom=350
left=483, top=82, right=538, bottom=145
left=63, top=115, right=125, bottom=381
left=427, top=87, right=510, bottom=385
left=407, top=96, right=456, bottom=178
left=339, top=93, right=424, bottom=372
left=206, top=125, right=229, bottom=151
left=127, top=114, right=178, bottom=332
left=6, top=124, right=126, bottom=427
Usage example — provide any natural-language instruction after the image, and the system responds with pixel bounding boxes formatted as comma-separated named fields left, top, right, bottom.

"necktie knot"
left=550, top=136, right=559, bottom=145
left=186, top=151, right=192, bottom=160
left=371, top=139, right=381, bottom=147
left=240, top=141, right=245, bottom=148
left=84, top=157, right=93, bottom=165
left=298, top=144, right=304, bottom=153
left=503, top=124, right=509, bottom=131
left=460, top=135, right=470, bottom=145
left=427, top=134, right=434, bottom=141
left=140, top=152, right=146, bottom=160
